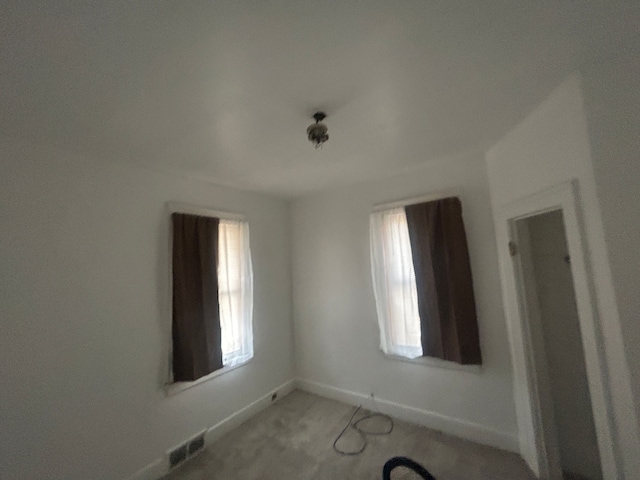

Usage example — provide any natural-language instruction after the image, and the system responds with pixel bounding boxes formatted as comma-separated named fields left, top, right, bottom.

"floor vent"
left=168, top=430, right=207, bottom=469
left=188, top=433, right=205, bottom=455
left=168, top=444, right=188, bottom=468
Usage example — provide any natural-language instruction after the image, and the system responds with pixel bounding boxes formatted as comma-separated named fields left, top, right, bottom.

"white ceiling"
left=1, top=2, right=635, bottom=197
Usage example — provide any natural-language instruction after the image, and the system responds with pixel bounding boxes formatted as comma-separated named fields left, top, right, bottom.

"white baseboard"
left=124, top=458, right=164, bottom=480
left=295, top=378, right=519, bottom=453
left=124, top=379, right=296, bottom=480
left=126, top=377, right=517, bottom=480
left=204, top=379, right=295, bottom=445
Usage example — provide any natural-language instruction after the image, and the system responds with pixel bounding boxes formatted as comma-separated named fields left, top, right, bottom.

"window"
left=370, top=197, right=482, bottom=365
left=218, top=219, right=253, bottom=368
left=170, top=208, right=253, bottom=383
left=370, top=208, right=423, bottom=359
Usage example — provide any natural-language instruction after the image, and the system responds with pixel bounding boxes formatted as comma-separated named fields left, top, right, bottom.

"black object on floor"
left=382, top=456, right=436, bottom=480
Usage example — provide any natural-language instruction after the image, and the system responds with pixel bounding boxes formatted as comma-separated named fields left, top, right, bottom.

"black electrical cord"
left=332, top=405, right=394, bottom=456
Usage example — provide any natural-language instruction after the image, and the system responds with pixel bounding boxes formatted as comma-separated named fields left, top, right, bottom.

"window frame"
left=216, top=218, right=254, bottom=367
left=370, top=207, right=422, bottom=358
left=371, top=190, right=482, bottom=372
left=165, top=202, right=254, bottom=396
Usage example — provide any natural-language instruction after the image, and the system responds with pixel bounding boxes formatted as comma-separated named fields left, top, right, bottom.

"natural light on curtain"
left=218, top=219, right=254, bottom=367
left=370, top=208, right=423, bottom=359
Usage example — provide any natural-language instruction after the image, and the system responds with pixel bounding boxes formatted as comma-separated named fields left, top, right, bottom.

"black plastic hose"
left=382, top=456, right=436, bottom=480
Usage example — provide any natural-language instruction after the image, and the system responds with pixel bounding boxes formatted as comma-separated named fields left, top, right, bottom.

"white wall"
left=527, top=211, right=601, bottom=479
left=291, top=154, right=518, bottom=447
left=0, top=137, right=294, bottom=480
left=485, top=74, right=640, bottom=477
left=580, top=56, right=640, bottom=437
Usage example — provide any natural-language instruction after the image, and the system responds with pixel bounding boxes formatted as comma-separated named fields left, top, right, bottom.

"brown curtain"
left=171, top=213, right=223, bottom=381
left=404, top=197, right=482, bottom=365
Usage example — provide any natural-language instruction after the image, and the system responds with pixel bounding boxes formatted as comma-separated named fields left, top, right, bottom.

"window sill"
left=381, top=351, right=482, bottom=373
left=164, top=357, right=253, bottom=396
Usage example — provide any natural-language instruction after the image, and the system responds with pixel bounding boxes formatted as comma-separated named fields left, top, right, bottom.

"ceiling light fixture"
left=307, top=112, right=329, bottom=149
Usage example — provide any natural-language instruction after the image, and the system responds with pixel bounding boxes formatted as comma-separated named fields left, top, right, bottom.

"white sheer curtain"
left=370, top=208, right=423, bottom=359
left=218, top=219, right=254, bottom=367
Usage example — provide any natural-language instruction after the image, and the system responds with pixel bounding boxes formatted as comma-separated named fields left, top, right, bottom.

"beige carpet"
left=164, top=390, right=535, bottom=480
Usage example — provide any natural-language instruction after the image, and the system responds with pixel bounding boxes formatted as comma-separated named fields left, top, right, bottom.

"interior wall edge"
left=124, top=379, right=296, bottom=480
left=485, top=72, right=640, bottom=478
left=294, top=378, right=519, bottom=454
left=1, top=139, right=295, bottom=479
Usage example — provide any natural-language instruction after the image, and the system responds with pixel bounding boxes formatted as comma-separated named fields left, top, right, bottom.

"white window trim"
left=165, top=358, right=254, bottom=396
left=164, top=201, right=252, bottom=396
left=372, top=188, right=461, bottom=212
left=167, top=201, right=246, bottom=222
left=380, top=351, right=482, bottom=372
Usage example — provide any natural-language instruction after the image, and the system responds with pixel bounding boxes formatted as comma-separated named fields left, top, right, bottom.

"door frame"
left=495, top=180, right=618, bottom=478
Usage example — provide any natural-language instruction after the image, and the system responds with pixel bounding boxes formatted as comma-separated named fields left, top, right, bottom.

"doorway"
left=495, top=181, right=621, bottom=479
left=514, top=210, right=602, bottom=480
